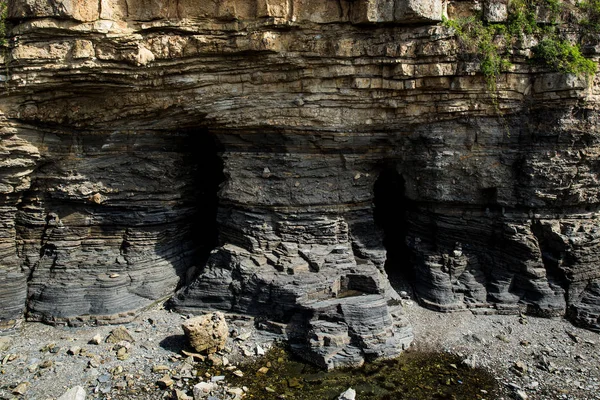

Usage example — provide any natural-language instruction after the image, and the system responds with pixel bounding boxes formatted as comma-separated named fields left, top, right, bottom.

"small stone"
left=527, top=381, right=539, bottom=390
left=496, top=334, right=510, bottom=343
left=181, top=350, right=206, bottom=361
left=157, top=375, right=174, bottom=389
left=12, top=382, right=29, bottom=395
left=208, top=353, right=223, bottom=367
left=175, top=389, right=193, bottom=400
left=338, top=388, right=356, bottom=400
left=265, top=387, right=275, bottom=393
left=41, top=343, right=57, bottom=353
left=233, top=370, right=244, bottom=377
left=40, top=360, right=53, bottom=369
left=193, top=382, right=216, bottom=398
left=228, top=387, right=244, bottom=396
left=513, top=361, right=528, bottom=375
left=0, top=337, right=12, bottom=352
left=89, top=335, right=103, bottom=345
left=106, top=327, right=134, bottom=344
left=57, top=386, right=86, bottom=400
left=256, top=345, right=265, bottom=356
left=116, top=347, right=129, bottom=360
left=242, top=348, right=253, bottom=357
left=516, top=389, right=529, bottom=400
left=152, top=365, right=170, bottom=373
left=566, top=331, right=580, bottom=343
left=257, top=367, right=269, bottom=374
left=211, top=375, right=225, bottom=383
left=288, top=377, right=302, bottom=388
left=109, top=273, right=120, bottom=278
left=68, top=346, right=82, bottom=356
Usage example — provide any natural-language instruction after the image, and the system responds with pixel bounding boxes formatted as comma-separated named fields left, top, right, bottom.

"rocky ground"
left=0, top=299, right=599, bottom=400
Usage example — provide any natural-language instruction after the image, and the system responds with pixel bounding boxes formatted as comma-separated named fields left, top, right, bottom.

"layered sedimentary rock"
left=2, top=0, right=600, bottom=366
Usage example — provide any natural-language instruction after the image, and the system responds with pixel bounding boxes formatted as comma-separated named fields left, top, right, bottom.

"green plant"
left=443, top=0, right=597, bottom=90
left=442, top=16, right=511, bottom=91
left=579, top=0, right=600, bottom=33
left=0, top=0, right=7, bottom=47
left=533, top=37, right=597, bottom=75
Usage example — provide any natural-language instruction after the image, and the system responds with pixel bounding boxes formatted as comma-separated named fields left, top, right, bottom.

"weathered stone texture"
left=1, top=0, right=600, bottom=366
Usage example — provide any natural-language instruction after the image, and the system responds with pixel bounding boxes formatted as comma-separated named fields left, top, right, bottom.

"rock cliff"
left=1, top=0, right=600, bottom=368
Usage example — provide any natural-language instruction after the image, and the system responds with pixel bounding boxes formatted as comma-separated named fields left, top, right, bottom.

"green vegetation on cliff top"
left=0, top=0, right=6, bottom=47
left=443, top=0, right=598, bottom=91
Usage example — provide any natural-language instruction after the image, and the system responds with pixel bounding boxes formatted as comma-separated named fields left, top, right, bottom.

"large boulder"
left=182, top=312, right=228, bottom=354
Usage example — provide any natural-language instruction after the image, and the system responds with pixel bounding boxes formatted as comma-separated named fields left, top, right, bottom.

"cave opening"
left=373, top=168, right=415, bottom=290
left=185, top=130, right=225, bottom=283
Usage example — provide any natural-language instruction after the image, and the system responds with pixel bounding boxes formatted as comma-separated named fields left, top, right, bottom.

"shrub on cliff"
left=0, top=0, right=7, bottom=47
left=533, top=38, right=597, bottom=75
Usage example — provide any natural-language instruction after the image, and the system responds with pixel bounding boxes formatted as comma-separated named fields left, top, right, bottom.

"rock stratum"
left=1, top=0, right=600, bottom=368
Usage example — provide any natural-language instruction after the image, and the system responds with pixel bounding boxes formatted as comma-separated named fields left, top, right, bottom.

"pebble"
left=255, top=344, right=265, bottom=356
left=68, top=346, right=82, bottom=356
left=105, top=327, right=134, bottom=344
left=57, top=386, right=86, bottom=400
left=182, top=350, right=206, bottom=361
left=0, top=337, right=11, bottom=352
left=193, top=382, right=216, bottom=398
left=257, top=367, right=269, bottom=374
left=338, top=387, right=356, bottom=400
left=228, top=387, right=244, bottom=396
left=152, top=365, right=170, bottom=373
left=89, top=335, right=103, bottom=345
left=12, top=382, right=29, bottom=395
left=157, top=375, right=174, bottom=389
left=211, top=375, right=225, bottom=383
left=116, top=347, right=129, bottom=360
left=516, top=389, right=529, bottom=400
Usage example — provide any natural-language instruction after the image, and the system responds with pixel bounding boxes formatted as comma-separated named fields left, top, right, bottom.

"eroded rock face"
left=1, top=0, right=600, bottom=366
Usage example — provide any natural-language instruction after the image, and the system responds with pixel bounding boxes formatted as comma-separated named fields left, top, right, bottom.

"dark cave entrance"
left=373, top=168, right=415, bottom=289
left=185, top=130, right=225, bottom=283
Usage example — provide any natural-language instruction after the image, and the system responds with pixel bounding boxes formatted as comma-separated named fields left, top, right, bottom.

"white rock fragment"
left=58, top=386, right=86, bottom=400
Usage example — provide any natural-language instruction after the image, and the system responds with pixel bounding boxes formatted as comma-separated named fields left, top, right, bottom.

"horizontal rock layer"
left=1, top=0, right=600, bottom=365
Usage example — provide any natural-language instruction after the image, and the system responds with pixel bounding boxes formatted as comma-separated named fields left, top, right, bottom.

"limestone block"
left=294, top=0, right=351, bottom=23
left=99, top=0, right=128, bottom=20
left=9, top=0, right=100, bottom=22
left=351, top=0, right=443, bottom=24
left=257, top=0, right=289, bottom=18
left=394, top=0, right=444, bottom=23
left=125, top=0, right=178, bottom=21
left=182, top=312, right=228, bottom=354
left=71, top=40, right=95, bottom=60
left=175, top=0, right=256, bottom=20
left=484, top=0, right=508, bottom=22
left=351, top=0, right=395, bottom=23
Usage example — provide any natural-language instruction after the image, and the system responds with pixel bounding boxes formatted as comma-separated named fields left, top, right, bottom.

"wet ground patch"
left=193, top=346, right=499, bottom=400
